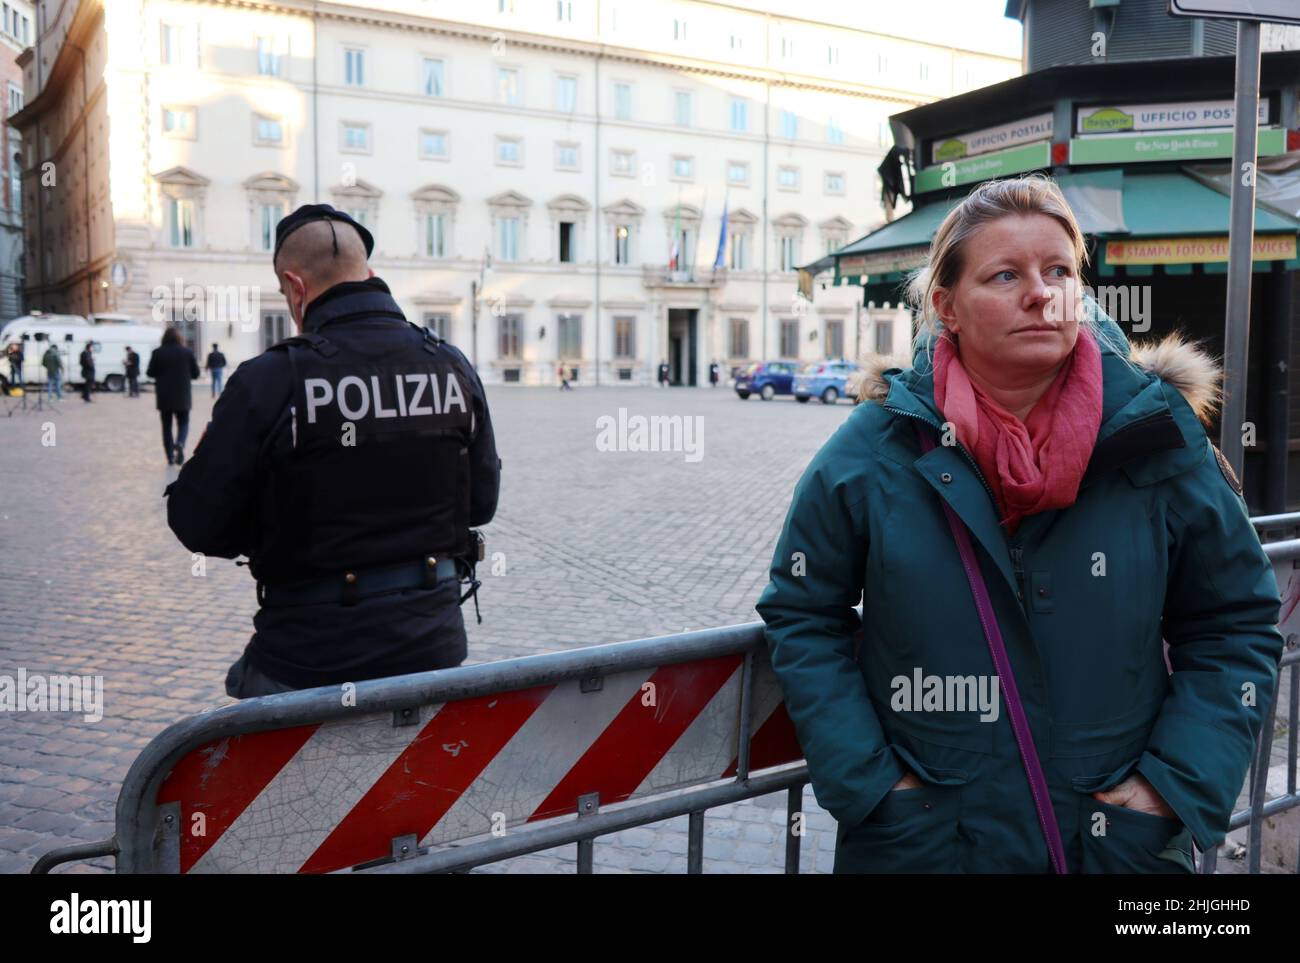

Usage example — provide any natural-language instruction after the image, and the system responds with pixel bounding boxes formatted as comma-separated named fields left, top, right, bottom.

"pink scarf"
left=931, top=326, right=1103, bottom=535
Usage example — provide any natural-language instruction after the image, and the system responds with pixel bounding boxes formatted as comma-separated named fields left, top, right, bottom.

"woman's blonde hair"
left=904, top=173, right=1129, bottom=370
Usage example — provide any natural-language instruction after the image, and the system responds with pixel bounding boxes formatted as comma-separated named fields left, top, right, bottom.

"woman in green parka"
left=756, top=174, right=1284, bottom=874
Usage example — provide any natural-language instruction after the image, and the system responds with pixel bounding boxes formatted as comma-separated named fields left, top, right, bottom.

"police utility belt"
left=257, top=556, right=459, bottom=608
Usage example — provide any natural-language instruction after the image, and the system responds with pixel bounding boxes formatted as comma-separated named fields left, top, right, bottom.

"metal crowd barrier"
left=31, top=533, right=1300, bottom=876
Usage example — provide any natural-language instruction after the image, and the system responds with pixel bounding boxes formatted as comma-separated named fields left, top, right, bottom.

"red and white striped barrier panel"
left=152, top=651, right=801, bottom=873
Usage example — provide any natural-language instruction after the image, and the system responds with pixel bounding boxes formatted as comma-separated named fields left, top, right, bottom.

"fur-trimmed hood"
left=850, top=331, right=1222, bottom=426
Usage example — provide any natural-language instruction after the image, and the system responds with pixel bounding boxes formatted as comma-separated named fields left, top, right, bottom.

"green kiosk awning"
left=830, top=167, right=1300, bottom=294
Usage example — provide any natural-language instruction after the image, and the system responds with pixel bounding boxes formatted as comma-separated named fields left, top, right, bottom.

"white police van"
left=1, top=313, right=164, bottom=391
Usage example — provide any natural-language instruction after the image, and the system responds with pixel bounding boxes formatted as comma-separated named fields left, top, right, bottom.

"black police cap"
left=273, top=203, right=374, bottom=263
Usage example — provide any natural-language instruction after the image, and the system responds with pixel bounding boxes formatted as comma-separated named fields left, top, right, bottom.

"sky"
left=744, top=0, right=1024, bottom=58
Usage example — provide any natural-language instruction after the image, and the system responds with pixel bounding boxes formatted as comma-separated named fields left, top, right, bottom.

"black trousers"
left=160, top=409, right=190, bottom=456
left=81, top=376, right=93, bottom=400
left=127, top=374, right=140, bottom=396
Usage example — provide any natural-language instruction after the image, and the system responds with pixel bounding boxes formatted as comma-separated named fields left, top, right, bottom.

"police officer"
left=165, top=204, right=501, bottom=698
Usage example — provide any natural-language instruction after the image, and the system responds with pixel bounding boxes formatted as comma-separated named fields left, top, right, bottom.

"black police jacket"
left=164, top=276, right=501, bottom=688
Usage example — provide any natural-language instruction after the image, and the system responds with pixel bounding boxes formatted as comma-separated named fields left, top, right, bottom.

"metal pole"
left=687, top=810, right=704, bottom=874
left=1219, top=20, right=1262, bottom=482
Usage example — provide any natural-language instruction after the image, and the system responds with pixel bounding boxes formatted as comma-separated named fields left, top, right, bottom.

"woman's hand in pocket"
left=1091, top=773, right=1176, bottom=818
left=890, top=770, right=923, bottom=792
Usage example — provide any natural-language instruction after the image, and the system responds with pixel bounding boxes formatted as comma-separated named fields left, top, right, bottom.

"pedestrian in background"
left=557, top=362, right=572, bottom=391
left=709, top=361, right=720, bottom=387
left=124, top=346, right=141, bottom=397
left=6, top=341, right=22, bottom=390
left=79, top=341, right=95, bottom=403
left=42, top=341, right=63, bottom=399
left=206, top=342, right=227, bottom=397
left=147, top=327, right=200, bottom=465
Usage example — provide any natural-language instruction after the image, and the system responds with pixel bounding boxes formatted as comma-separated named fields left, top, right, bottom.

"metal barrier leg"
left=687, top=810, right=704, bottom=874
left=30, top=837, right=118, bottom=874
left=1200, top=845, right=1218, bottom=875
left=1248, top=689, right=1281, bottom=875
left=576, top=837, right=594, bottom=874
left=784, top=785, right=802, bottom=874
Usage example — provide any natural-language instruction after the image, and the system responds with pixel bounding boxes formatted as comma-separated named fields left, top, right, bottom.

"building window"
left=256, top=37, right=280, bottom=76
left=674, top=91, right=692, bottom=127
left=613, top=82, right=632, bottom=120
left=169, top=198, right=195, bottom=248
left=729, top=317, right=749, bottom=357
left=824, top=233, right=845, bottom=256
left=558, top=222, right=575, bottom=263
left=423, top=312, right=451, bottom=341
left=780, top=320, right=799, bottom=358
left=827, top=45, right=840, bottom=65
left=673, top=18, right=686, bottom=41
left=613, top=225, right=631, bottom=264
left=555, top=74, right=578, bottom=113
left=729, top=34, right=742, bottom=50
left=162, top=106, right=196, bottom=138
left=254, top=115, right=283, bottom=146
left=160, top=23, right=180, bottom=65
left=614, top=317, right=635, bottom=359
left=498, top=0, right=515, bottom=11
left=347, top=208, right=368, bottom=227
left=781, top=37, right=794, bottom=58
left=779, top=235, right=800, bottom=272
left=498, top=67, right=520, bottom=105
left=555, top=142, right=579, bottom=171
left=344, top=47, right=365, bottom=86
left=726, top=161, right=749, bottom=186
left=423, top=58, right=445, bottom=96
left=259, top=203, right=284, bottom=251
left=558, top=314, right=582, bottom=357
left=8, top=83, right=22, bottom=115
left=496, top=136, right=523, bottom=166
left=728, top=232, right=748, bottom=270
left=878, top=122, right=892, bottom=148
left=420, top=129, right=449, bottom=160
left=825, top=320, right=843, bottom=358
left=875, top=320, right=894, bottom=354
left=877, top=54, right=888, bottom=73
left=425, top=213, right=448, bottom=257
left=777, top=166, right=800, bottom=191
left=497, top=216, right=520, bottom=260
left=824, top=171, right=845, bottom=195
left=341, top=122, right=370, bottom=152
left=671, top=227, right=692, bottom=270
left=557, top=1, right=573, bottom=21
left=730, top=98, right=748, bottom=132
left=611, top=149, right=635, bottom=177
left=779, top=110, right=798, bottom=140
left=919, top=62, right=930, bottom=81
left=671, top=155, right=694, bottom=181
left=498, top=314, right=521, bottom=359
left=827, top=116, right=843, bottom=146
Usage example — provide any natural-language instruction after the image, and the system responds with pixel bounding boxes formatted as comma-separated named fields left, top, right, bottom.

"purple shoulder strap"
left=914, top=422, right=1068, bottom=874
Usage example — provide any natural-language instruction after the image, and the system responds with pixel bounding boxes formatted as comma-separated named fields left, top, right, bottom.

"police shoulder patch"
left=1212, top=444, right=1244, bottom=497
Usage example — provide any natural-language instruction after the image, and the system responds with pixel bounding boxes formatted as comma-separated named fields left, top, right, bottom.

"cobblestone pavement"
left=0, top=381, right=1293, bottom=874
left=0, top=382, right=852, bottom=874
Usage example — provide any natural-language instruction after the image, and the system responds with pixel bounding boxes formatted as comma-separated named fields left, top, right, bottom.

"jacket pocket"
left=834, top=744, right=969, bottom=874
left=1077, top=798, right=1194, bottom=874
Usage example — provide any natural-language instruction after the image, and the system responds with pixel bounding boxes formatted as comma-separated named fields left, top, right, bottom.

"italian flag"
left=667, top=202, right=681, bottom=271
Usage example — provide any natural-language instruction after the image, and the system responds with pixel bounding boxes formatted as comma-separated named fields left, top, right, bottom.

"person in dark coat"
left=205, top=343, right=228, bottom=397
left=6, top=341, right=22, bottom=389
left=757, top=175, right=1283, bottom=874
left=163, top=205, right=500, bottom=698
left=124, top=346, right=141, bottom=397
left=79, top=342, right=96, bottom=402
left=146, top=327, right=200, bottom=464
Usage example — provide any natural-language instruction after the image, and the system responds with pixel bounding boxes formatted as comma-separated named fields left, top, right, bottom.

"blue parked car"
left=793, top=360, right=860, bottom=405
left=734, top=361, right=798, bottom=400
